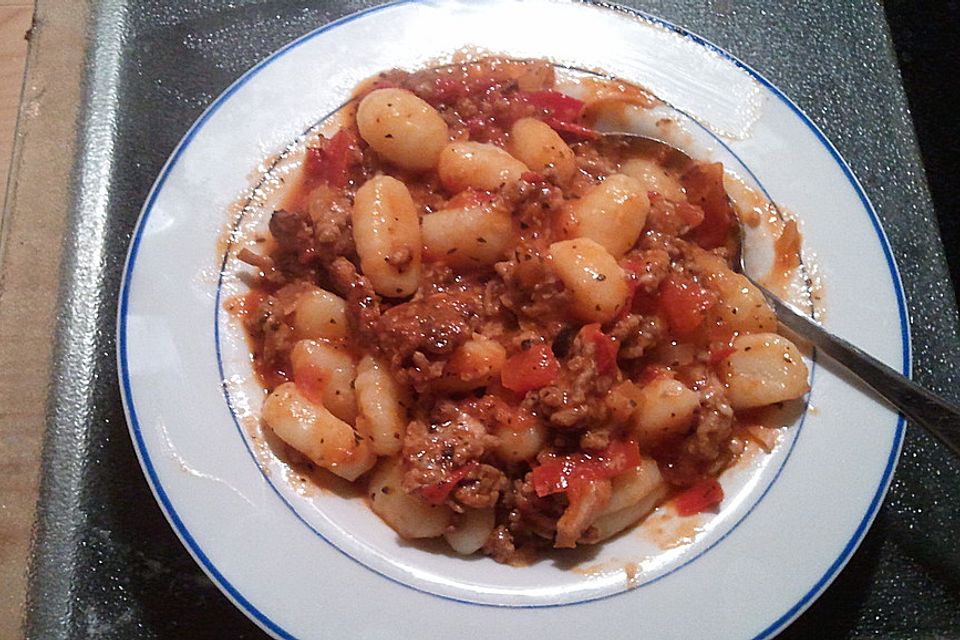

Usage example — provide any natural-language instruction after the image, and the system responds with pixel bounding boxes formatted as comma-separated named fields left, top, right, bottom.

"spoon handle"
left=759, top=288, right=960, bottom=457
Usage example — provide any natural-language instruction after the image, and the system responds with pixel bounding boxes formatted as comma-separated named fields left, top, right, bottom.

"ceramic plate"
left=118, top=1, right=908, bottom=638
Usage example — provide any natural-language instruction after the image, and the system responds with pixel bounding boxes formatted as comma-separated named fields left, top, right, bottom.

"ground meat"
left=452, top=463, right=506, bottom=509
left=609, top=313, right=664, bottom=360
left=638, top=229, right=686, bottom=260
left=456, top=395, right=515, bottom=430
left=645, top=194, right=704, bottom=236
left=244, top=294, right=294, bottom=386
left=623, top=247, right=671, bottom=294
left=382, top=59, right=552, bottom=144
left=579, top=429, right=611, bottom=450
left=328, top=257, right=380, bottom=346
left=571, top=141, right=619, bottom=181
left=482, top=525, right=519, bottom=564
left=500, top=174, right=564, bottom=214
left=496, top=253, right=571, bottom=339
left=313, top=218, right=354, bottom=263
left=532, top=332, right=619, bottom=430
left=304, top=187, right=357, bottom=264
left=269, top=209, right=317, bottom=272
left=685, top=375, right=735, bottom=462
left=655, top=367, right=736, bottom=487
left=376, top=289, right=482, bottom=388
left=401, top=402, right=499, bottom=497
left=502, top=476, right=562, bottom=542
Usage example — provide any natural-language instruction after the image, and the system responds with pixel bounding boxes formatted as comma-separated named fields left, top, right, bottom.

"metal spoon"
left=599, top=132, right=960, bottom=456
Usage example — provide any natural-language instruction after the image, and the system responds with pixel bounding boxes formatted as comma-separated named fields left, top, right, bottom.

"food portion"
left=236, top=57, right=809, bottom=563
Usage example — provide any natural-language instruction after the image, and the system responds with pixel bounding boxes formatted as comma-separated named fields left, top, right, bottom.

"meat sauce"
left=236, top=57, right=809, bottom=563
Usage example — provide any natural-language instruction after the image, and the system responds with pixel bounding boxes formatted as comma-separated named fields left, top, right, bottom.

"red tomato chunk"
left=675, top=478, right=725, bottom=516
left=581, top=323, right=619, bottom=374
left=500, top=344, right=560, bottom=393
left=658, top=274, right=715, bottom=335
left=303, top=129, right=355, bottom=188
left=532, top=440, right=642, bottom=497
left=418, top=461, right=479, bottom=505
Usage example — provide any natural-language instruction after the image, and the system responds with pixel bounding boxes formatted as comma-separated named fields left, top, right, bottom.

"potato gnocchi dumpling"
left=357, top=88, right=449, bottom=171
left=437, top=141, right=529, bottom=192
left=238, top=57, right=810, bottom=564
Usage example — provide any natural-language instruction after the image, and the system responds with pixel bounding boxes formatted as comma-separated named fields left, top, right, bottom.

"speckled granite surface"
left=24, top=1, right=960, bottom=638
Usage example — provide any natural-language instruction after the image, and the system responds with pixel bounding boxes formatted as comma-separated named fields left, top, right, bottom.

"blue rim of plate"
left=116, top=1, right=911, bottom=638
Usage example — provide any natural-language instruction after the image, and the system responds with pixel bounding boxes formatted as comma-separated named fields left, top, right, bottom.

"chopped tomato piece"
left=523, top=90, right=585, bottom=121
left=708, top=342, right=737, bottom=365
left=432, top=76, right=464, bottom=103
left=521, top=91, right=596, bottom=139
left=621, top=258, right=659, bottom=316
left=543, top=117, right=599, bottom=140
left=658, top=274, right=715, bottom=335
left=501, top=344, right=560, bottom=393
left=580, top=323, right=619, bottom=374
left=418, top=461, right=479, bottom=505
left=521, top=171, right=546, bottom=184
left=675, top=478, right=724, bottom=516
left=465, top=114, right=505, bottom=142
left=532, top=440, right=642, bottom=497
left=532, top=458, right=593, bottom=497
left=680, top=162, right=735, bottom=249
left=432, top=76, right=500, bottom=104
left=303, top=129, right=356, bottom=189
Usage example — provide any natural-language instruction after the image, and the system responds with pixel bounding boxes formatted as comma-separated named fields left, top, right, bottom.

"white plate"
left=117, top=1, right=909, bottom=638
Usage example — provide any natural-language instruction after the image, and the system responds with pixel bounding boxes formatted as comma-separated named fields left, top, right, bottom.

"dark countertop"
left=885, top=0, right=960, bottom=295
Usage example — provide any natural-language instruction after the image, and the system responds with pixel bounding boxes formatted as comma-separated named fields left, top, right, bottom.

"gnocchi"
left=356, top=88, right=448, bottom=171
left=548, top=238, right=628, bottom=323
left=507, top=117, right=576, bottom=183
left=290, top=339, right=358, bottom=424
left=693, top=249, right=777, bottom=336
left=493, top=411, right=547, bottom=463
left=590, top=459, right=669, bottom=542
left=719, top=333, right=810, bottom=410
left=434, top=336, right=507, bottom=392
left=620, top=156, right=686, bottom=201
left=630, top=377, right=700, bottom=447
left=444, top=508, right=496, bottom=555
left=562, top=173, right=650, bottom=257
left=352, top=175, right=422, bottom=297
left=293, top=287, right=348, bottom=340
left=354, top=355, right=410, bottom=457
left=421, top=201, right=514, bottom=267
left=261, top=382, right=374, bottom=481
left=437, top=141, right=528, bottom=192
